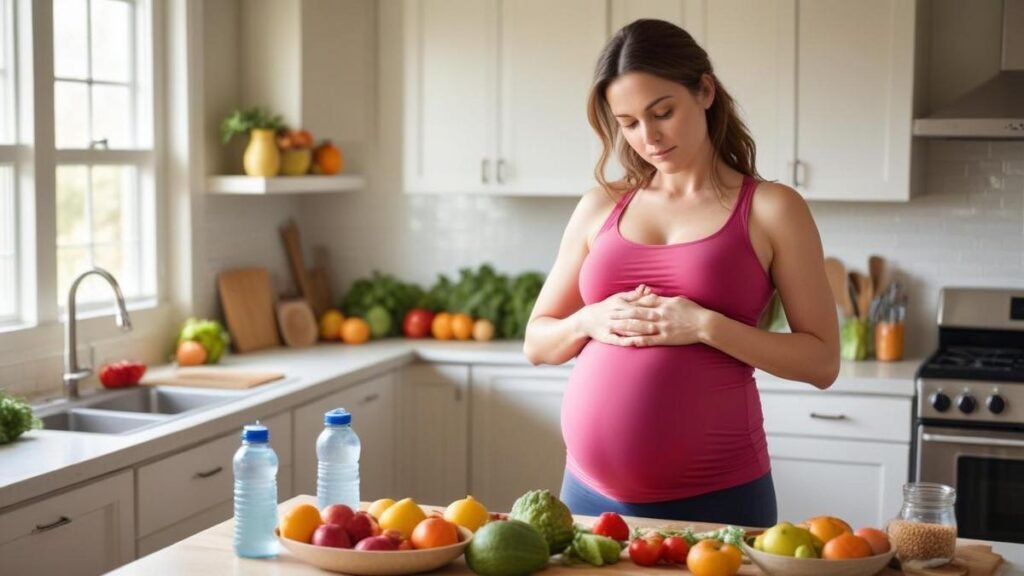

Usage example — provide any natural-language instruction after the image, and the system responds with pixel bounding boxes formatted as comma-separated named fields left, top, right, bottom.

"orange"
left=340, top=317, right=371, bottom=344
left=854, top=527, right=891, bottom=555
left=686, top=539, right=742, bottom=576
left=431, top=312, right=453, bottom=340
left=319, top=309, right=344, bottom=341
left=471, top=319, right=495, bottom=342
left=802, top=515, right=852, bottom=544
left=822, top=532, right=873, bottom=560
left=314, top=141, right=343, bottom=175
left=279, top=503, right=323, bottom=543
left=451, top=313, right=474, bottom=341
left=176, top=340, right=207, bottom=366
left=411, top=517, right=459, bottom=549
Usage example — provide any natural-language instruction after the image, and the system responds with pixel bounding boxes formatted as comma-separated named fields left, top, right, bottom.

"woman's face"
left=605, top=71, right=713, bottom=173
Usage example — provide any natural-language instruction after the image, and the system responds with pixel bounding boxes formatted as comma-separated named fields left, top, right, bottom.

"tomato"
left=592, top=512, right=630, bottom=542
left=661, top=535, right=690, bottom=564
left=98, top=361, right=147, bottom=389
left=402, top=308, right=435, bottom=339
left=686, top=539, right=742, bottom=576
left=628, top=536, right=663, bottom=566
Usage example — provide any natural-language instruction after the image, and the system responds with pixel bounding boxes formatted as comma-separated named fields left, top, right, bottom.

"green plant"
left=0, top=390, right=41, bottom=445
left=220, top=107, right=284, bottom=144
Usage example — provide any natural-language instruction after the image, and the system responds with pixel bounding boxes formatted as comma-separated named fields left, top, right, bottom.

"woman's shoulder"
left=750, top=179, right=808, bottom=220
left=567, top=183, right=630, bottom=246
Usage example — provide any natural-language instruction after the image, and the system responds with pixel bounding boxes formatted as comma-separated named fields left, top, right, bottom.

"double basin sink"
left=34, top=386, right=248, bottom=435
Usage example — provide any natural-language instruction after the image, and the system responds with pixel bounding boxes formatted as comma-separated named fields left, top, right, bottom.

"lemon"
left=378, top=497, right=427, bottom=539
left=367, top=498, right=396, bottom=521
left=319, top=309, right=344, bottom=341
left=444, top=495, right=489, bottom=532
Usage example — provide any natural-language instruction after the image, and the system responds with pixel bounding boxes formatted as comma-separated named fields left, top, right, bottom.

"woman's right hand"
left=578, top=284, right=657, bottom=345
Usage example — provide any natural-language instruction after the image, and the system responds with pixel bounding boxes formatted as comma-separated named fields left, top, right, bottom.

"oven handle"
left=921, top=433, right=1024, bottom=449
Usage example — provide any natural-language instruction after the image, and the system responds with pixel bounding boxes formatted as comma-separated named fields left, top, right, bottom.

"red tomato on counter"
left=628, top=535, right=664, bottom=566
left=592, top=512, right=630, bottom=542
left=661, top=535, right=691, bottom=564
left=98, top=361, right=147, bottom=388
left=403, top=308, right=435, bottom=339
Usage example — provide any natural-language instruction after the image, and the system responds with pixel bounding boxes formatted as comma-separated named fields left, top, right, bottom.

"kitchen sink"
left=39, top=408, right=168, bottom=434
left=85, top=387, right=244, bottom=414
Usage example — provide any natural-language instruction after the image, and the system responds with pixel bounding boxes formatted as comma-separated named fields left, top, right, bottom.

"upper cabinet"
left=403, top=0, right=924, bottom=201
left=403, top=0, right=606, bottom=196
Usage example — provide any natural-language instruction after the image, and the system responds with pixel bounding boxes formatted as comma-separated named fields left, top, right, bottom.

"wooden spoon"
left=824, top=257, right=853, bottom=318
left=868, top=255, right=889, bottom=296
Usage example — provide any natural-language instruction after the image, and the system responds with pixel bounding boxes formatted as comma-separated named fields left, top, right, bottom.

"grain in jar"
left=887, top=482, right=958, bottom=569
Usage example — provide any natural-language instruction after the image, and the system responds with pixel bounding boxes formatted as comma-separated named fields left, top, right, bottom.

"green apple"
left=795, top=544, right=818, bottom=559
left=761, top=522, right=816, bottom=557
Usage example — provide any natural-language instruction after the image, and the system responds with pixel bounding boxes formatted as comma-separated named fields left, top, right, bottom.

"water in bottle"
left=233, top=423, right=279, bottom=558
left=316, top=408, right=361, bottom=510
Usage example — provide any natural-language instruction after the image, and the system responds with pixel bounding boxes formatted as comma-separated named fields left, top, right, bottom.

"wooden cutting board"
left=142, top=368, right=285, bottom=389
left=218, top=267, right=281, bottom=353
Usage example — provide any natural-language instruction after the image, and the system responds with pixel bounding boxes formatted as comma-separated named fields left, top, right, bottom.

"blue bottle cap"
left=242, top=423, right=269, bottom=443
left=324, top=408, right=352, bottom=425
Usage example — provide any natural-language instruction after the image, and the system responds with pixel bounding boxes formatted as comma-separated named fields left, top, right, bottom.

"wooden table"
left=108, top=495, right=1013, bottom=576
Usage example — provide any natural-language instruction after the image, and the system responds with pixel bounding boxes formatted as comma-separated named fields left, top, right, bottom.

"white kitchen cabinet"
left=469, top=365, right=570, bottom=512
left=294, top=372, right=397, bottom=502
left=610, top=0, right=706, bottom=43
left=403, top=0, right=606, bottom=196
left=396, top=364, right=470, bottom=504
left=135, top=411, right=292, bottom=549
left=0, top=470, right=134, bottom=575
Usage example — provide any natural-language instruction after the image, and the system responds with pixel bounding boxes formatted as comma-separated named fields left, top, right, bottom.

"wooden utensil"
left=280, top=220, right=311, bottom=300
left=277, top=299, right=318, bottom=347
left=869, top=254, right=890, bottom=296
left=306, top=246, right=333, bottom=318
left=217, top=267, right=281, bottom=353
left=142, top=368, right=285, bottom=389
left=824, top=257, right=853, bottom=318
left=851, top=271, right=873, bottom=321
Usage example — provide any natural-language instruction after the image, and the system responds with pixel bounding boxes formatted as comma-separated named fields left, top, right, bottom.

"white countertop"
left=0, top=339, right=920, bottom=512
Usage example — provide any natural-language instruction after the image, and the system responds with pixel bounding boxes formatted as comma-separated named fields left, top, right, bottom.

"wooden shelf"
left=206, top=175, right=365, bottom=195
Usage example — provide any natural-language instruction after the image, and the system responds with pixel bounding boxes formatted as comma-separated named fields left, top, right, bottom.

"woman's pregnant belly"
left=562, top=341, right=770, bottom=502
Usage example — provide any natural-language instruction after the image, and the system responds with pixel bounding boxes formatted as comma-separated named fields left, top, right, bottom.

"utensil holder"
left=840, top=317, right=869, bottom=361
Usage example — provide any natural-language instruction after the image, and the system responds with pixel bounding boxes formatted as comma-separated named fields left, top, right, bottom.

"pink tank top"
left=562, top=175, right=774, bottom=503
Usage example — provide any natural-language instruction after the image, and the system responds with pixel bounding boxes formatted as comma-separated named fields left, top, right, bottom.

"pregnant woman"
left=523, top=19, right=839, bottom=527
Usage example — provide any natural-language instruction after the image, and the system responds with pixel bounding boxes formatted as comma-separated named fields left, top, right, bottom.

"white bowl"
left=742, top=542, right=896, bottom=576
left=279, top=526, right=473, bottom=576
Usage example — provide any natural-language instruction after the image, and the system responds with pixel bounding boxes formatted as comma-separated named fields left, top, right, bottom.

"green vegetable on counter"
left=633, top=524, right=746, bottom=547
left=509, top=489, right=576, bottom=556
left=341, top=271, right=425, bottom=337
left=0, top=391, right=41, bottom=445
left=563, top=527, right=623, bottom=566
left=177, top=318, right=231, bottom=364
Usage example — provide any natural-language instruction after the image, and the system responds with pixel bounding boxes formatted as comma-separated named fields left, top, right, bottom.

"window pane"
left=92, top=84, right=131, bottom=147
left=91, top=0, right=131, bottom=83
left=0, top=0, right=11, bottom=144
left=91, top=165, right=128, bottom=244
left=56, top=165, right=88, bottom=245
left=53, top=0, right=88, bottom=79
left=0, top=165, right=14, bottom=319
left=55, top=80, right=89, bottom=148
left=56, top=245, right=89, bottom=306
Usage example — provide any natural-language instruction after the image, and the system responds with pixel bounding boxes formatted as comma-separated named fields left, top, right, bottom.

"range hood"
left=914, top=0, right=1024, bottom=138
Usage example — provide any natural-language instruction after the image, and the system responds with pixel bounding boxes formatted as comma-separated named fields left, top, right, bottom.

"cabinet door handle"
left=194, top=465, right=223, bottom=479
left=792, top=159, right=806, bottom=187
left=809, top=412, right=847, bottom=421
left=497, top=159, right=506, bottom=184
left=481, top=159, right=490, bottom=184
left=33, top=516, right=71, bottom=534
left=359, top=393, right=379, bottom=405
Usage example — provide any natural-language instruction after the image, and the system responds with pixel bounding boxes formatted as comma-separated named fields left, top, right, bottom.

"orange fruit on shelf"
left=802, top=515, right=853, bottom=544
left=431, top=312, right=453, bottom=340
left=176, top=340, right=207, bottom=366
left=411, top=517, right=459, bottom=549
left=340, top=317, right=371, bottom=344
left=279, top=503, right=323, bottom=543
left=822, top=532, right=873, bottom=560
left=451, top=313, right=474, bottom=341
left=319, top=309, right=345, bottom=341
left=313, top=141, right=344, bottom=175
left=854, top=527, right=891, bottom=555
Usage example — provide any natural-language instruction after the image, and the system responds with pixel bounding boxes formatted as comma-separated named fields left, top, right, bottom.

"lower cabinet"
left=0, top=470, right=134, bottom=575
left=294, top=372, right=398, bottom=503
left=469, top=365, right=570, bottom=512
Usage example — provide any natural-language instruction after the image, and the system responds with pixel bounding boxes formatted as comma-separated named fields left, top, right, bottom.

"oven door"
left=917, top=424, right=1024, bottom=544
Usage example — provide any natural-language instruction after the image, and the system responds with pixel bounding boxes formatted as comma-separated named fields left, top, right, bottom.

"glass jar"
left=887, top=482, right=957, bottom=569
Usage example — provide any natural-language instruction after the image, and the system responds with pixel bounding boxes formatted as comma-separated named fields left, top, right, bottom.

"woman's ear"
left=699, top=73, right=716, bottom=110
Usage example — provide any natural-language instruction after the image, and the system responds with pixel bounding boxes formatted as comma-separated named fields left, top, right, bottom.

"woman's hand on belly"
left=579, top=285, right=660, bottom=344
left=612, top=292, right=713, bottom=347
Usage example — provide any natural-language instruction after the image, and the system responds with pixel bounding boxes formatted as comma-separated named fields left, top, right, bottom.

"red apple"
left=311, top=524, right=352, bottom=549
left=382, top=529, right=404, bottom=545
left=346, top=511, right=380, bottom=544
left=355, top=535, right=397, bottom=551
left=321, top=504, right=355, bottom=529
left=398, top=539, right=414, bottom=551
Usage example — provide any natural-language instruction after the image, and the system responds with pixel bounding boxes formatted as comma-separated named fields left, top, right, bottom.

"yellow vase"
left=243, top=129, right=280, bottom=177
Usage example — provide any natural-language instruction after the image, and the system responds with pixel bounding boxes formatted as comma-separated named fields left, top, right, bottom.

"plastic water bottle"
left=233, top=423, right=279, bottom=558
left=316, top=408, right=361, bottom=510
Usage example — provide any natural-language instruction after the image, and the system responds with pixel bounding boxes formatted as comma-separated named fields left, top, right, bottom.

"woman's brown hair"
left=587, top=19, right=759, bottom=199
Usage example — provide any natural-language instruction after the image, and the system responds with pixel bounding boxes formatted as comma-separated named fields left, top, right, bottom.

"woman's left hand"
left=611, top=286, right=714, bottom=347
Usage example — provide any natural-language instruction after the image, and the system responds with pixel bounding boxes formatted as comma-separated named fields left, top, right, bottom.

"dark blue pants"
left=560, top=469, right=778, bottom=528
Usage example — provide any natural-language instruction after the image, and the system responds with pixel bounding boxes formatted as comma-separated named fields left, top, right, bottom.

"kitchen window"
left=53, top=0, right=156, bottom=309
left=0, top=0, right=18, bottom=324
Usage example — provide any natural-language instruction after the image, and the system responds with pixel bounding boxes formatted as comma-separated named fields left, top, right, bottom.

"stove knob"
left=930, top=392, right=951, bottom=412
left=987, top=394, right=1007, bottom=415
left=957, top=394, right=977, bottom=414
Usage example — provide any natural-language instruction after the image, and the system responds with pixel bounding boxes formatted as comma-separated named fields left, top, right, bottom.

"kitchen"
left=0, top=0, right=1023, bottom=575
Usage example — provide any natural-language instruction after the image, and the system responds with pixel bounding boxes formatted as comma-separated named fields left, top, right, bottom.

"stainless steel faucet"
left=64, top=267, right=133, bottom=399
